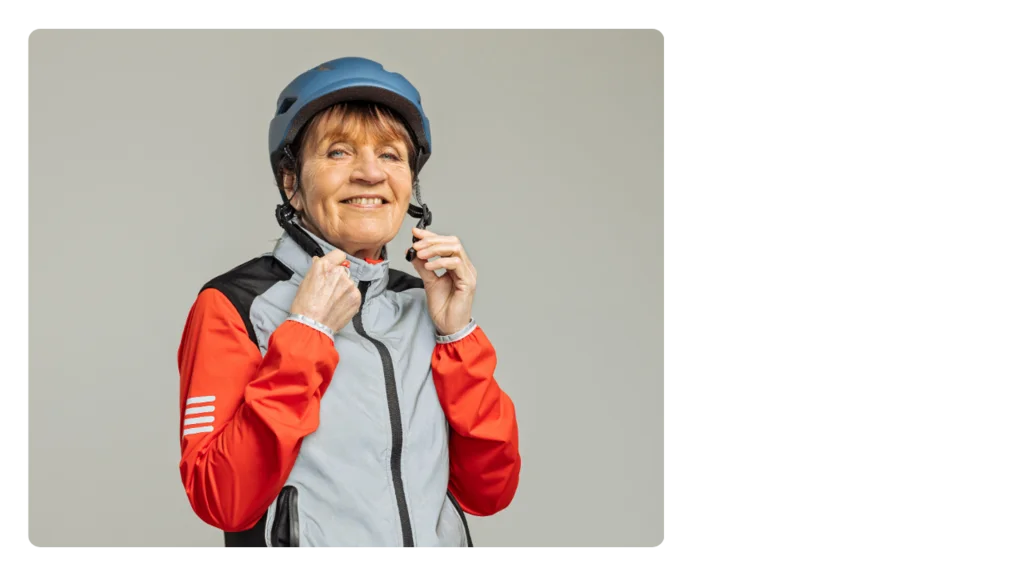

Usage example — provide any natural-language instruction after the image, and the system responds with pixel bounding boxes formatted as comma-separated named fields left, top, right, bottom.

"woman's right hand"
left=289, top=250, right=362, bottom=333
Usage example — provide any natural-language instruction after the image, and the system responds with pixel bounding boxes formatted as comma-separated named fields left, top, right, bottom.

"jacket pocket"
left=271, top=485, right=300, bottom=547
left=446, top=490, right=473, bottom=547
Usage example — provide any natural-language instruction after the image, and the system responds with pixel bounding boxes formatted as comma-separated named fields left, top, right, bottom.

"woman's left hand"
left=409, top=227, right=477, bottom=336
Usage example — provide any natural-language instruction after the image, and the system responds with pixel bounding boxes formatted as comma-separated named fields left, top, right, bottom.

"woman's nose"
left=350, top=151, right=386, bottom=185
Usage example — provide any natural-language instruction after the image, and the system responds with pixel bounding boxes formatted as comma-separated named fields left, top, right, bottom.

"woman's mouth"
left=341, top=196, right=389, bottom=208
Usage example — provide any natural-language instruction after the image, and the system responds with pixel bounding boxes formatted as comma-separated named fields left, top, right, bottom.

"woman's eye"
left=328, top=149, right=348, bottom=158
left=381, top=152, right=400, bottom=161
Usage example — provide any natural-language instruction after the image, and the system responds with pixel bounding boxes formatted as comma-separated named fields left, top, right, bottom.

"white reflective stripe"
left=182, top=426, right=214, bottom=436
left=186, top=396, right=216, bottom=405
left=184, top=406, right=215, bottom=415
left=183, top=416, right=214, bottom=426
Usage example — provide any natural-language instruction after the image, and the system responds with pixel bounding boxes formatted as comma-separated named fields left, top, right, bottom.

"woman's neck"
left=347, top=247, right=384, bottom=262
left=298, top=215, right=384, bottom=262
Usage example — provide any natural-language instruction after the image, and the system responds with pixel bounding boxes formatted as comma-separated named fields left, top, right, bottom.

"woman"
left=176, top=56, right=521, bottom=547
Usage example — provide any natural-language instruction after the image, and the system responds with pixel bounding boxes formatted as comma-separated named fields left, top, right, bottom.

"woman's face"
left=285, top=108, right=414, bottom=259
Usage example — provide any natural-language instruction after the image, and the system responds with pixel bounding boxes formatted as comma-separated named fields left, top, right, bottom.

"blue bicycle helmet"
left=268, top=56, right=434, bottom=261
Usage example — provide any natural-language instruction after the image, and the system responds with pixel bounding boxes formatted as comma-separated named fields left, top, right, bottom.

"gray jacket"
left=178, top=224, right=521, bottom=546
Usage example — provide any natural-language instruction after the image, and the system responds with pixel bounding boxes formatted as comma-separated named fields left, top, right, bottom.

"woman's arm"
left=432, top=321, right=521, bottom=516
left=177, top=288, right=338, bottom=531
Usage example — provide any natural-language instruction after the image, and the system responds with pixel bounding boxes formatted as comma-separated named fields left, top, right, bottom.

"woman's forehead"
left=307, top=106, right=409, bottom=148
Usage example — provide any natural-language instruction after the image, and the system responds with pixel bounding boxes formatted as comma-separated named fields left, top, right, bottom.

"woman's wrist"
left=286, top=313, right=336, bottom=339
left=436, top=318, right=477, bottom=343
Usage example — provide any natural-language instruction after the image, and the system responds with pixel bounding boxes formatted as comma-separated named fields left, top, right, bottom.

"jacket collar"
left=273, top=220, right=391, bottom=301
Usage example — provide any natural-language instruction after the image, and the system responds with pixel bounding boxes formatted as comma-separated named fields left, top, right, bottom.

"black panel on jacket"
left=387, top=268, right=425, bottom=293
left=224, top=512, right=268, bottom=547
left=201, top=255, right=294, bottom=346
left=222, top=482, right=301, bottom=547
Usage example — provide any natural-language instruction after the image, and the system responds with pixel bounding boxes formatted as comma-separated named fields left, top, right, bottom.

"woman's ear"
left=281, top=169, right=304, bottom=212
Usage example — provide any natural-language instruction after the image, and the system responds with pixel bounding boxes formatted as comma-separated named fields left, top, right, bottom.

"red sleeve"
left=431, top=325, right=521, bottom=516
left=176, top=288, right=339, bottom=532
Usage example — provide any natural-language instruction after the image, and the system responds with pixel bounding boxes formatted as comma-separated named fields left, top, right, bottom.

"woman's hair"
left=276, top=101, right=419, bottom=198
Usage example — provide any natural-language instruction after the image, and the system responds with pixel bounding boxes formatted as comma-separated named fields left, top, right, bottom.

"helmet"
left=268, top=56, right=432, bottom=194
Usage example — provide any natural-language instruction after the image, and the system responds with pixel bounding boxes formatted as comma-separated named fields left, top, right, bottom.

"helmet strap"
left=274, top=144, right=327, bottom=258
left=405, top=179, right=432, bottom=262
left=276, top=203, right=326, bottom=259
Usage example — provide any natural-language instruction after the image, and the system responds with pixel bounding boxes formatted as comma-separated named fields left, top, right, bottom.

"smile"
left=341, top=196, right=389, bottom=207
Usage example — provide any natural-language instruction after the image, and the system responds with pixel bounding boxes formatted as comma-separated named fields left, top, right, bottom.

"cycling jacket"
left=176, top=227, right=521, bottom=546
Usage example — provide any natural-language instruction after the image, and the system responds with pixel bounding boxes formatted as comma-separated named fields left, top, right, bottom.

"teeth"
left=344, top=197, right=384, bottom=205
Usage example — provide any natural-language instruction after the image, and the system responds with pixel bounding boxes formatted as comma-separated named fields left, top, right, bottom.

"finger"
left=318, top=263, right=347, bottom=289
left=449, top=253, right=475, bottom=284
left=410, top=252, right=440, bottom=285
left=324, top=263, right=347, bottom=286
left=424, top=256, right=462, bottom=271
left=328, top=267, right=354, bottom=297
left=415, top=242, right=462, bottom=260
left=412, top=234, right=457, bottom=251
left=321, top=249, right=349, bottom=267
left=411, top=227, right=440, bottom=240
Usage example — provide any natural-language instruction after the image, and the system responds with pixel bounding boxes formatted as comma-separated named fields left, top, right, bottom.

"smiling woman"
left=175, top=56, right=521, bottom=547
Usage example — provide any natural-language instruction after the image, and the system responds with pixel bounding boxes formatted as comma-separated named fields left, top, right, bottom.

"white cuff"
left=436, top=318, right=478, bottom=344
left=286, top=314, right=335, bottom=339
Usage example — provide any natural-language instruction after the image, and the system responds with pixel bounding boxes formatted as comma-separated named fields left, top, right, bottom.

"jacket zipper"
left=354, top=281, right=415, bottom=547
left=447, top=490, right=474, bottom=547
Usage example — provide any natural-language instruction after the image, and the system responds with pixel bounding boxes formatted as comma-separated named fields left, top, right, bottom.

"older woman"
left=176, top=56, right=521, bottom=547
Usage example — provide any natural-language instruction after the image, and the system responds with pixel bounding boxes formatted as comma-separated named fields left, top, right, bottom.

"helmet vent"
left=277, top=97, right=297, bottom=115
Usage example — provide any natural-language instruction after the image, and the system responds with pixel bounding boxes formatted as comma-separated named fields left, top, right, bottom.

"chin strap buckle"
left=275, top=202, right=295, bottom=228
left=275, top=202, right=325, bottom=259
left=405, top=202, right=432, bottom=262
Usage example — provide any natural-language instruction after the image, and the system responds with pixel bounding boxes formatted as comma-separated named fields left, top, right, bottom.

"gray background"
left=28, top=30, right=663, bottom=547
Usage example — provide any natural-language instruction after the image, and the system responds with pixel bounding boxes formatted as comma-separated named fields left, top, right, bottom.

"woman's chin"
left=327, top=227, right=394, bottom=253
